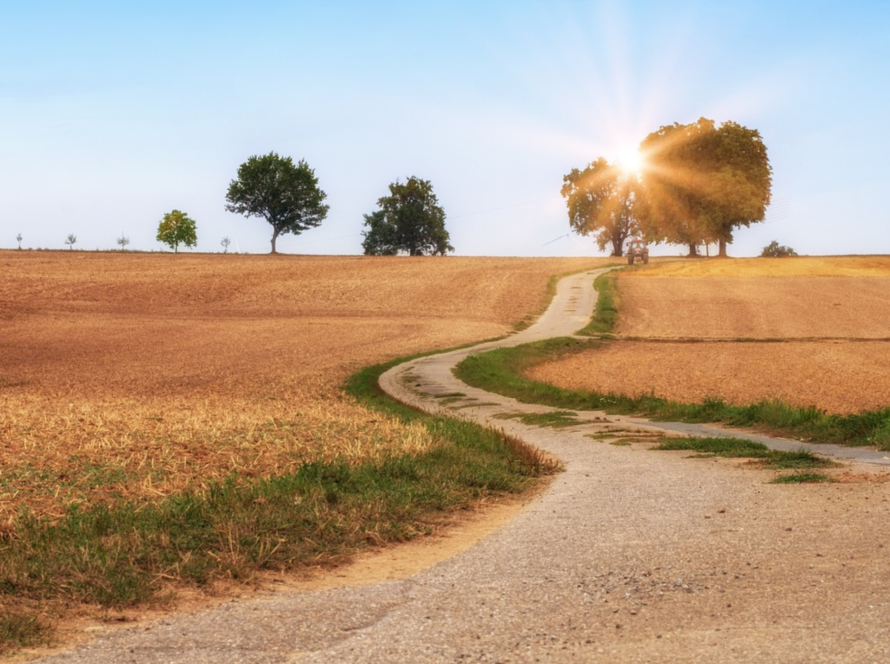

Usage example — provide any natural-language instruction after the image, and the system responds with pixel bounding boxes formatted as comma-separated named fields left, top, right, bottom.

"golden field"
left=527, top=256, right=890, bottom=413
left=0, top=251, right=606, bottom=521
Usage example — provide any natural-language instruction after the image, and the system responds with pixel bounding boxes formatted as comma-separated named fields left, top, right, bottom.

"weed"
left=771, top=473, right=835, bottom=484
left=493, top=411, right=582, bottom=428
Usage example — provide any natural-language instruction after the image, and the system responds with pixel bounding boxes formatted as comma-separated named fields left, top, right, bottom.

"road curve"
left=36, top=270, right=890, bottom=664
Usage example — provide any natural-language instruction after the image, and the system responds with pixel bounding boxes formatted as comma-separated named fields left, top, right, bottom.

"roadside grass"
left=454, top=337, right=890, bottom=449
left=652, top=437, right=836, bottom=469
left=577, top=271, right=620, bottom=336
left=493, top=410, right=582, bottom=429
left=0, top=352, right=557, bottom=656
left=771, top=473, right=836, bottom=484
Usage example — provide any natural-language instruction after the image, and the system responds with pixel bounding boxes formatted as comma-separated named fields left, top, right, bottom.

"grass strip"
left=577, top=271, right=620, bottom=336
left=771, top=473, right=836, bottom=484
left=0, top=352, right=556, bottom=655
left=652, top=437, right=836, bottom=469
left=454, top=337, right=890, bottom=450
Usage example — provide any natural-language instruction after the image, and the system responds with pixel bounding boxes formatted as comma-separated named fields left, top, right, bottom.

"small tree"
left=156, top=210, right=197, bottom=253
left=221, top=236, right=231, bottom=253
left=362, top=176, right=453, bottom=256
left=65, top=234, right=77, bottom=250
left=760, top=240, right=797, bottom=258
left=561, top=158, right=640, bottom=257
left=117, top=234, right=130, bottom=250
left=16, top=233, right=22, bottom=250
left=225, top=152, right=329, bottom=254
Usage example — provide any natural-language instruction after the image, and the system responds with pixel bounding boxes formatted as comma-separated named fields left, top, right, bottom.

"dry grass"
left=0, top=251, right=606, bottom=521
left=528, top=256, right=890, bottom=414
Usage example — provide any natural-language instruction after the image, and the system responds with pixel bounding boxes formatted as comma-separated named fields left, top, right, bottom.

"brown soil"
left=0, top=251, right=605, bottom=520
left=527, top=257, right=890, bottom=414
left=528, top=340, right=890, bottom=414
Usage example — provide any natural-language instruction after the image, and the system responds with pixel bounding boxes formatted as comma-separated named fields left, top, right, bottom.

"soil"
left=529, top=257, right=890, bottom=413
left=528, top=340, right=890, bottom=414
left=0, top=251, right=607, bottom=520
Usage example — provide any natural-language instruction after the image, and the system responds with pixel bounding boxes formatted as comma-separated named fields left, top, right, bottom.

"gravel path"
left=35, top=269, right=890, bottom=663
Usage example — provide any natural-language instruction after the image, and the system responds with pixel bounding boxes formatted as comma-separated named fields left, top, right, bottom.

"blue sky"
left=2, top=1, right=888, bottom=256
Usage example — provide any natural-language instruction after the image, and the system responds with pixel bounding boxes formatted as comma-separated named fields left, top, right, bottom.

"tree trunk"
left=612, top=238, right=623, bottom=257
left=271, top=228, right=280, bottom=254
left=718, top=239, right=728, bottom=257
left=687, top=243, right=699, bottom=257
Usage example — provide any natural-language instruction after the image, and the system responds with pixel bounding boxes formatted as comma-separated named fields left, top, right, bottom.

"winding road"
left=37, top=269, right=890, bottom=663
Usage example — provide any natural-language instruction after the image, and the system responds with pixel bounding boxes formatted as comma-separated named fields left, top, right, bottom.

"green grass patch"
left=771, top=473, right=836, bottom=484
left=493, top=410, right=582, bottom=428
left=454, top=338, right=890, bottom=449
left=652, top=437, right=835, bottom=469
left=0, top=349, right=557, bottom=655
left=577, top=272, right=620, bottom=336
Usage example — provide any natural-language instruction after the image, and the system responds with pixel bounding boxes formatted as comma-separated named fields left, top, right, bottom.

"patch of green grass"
left=0, top=348, right=558, bottom=655
left=577, top=272, right=620, bottom=336
left=0, top=611, right=51, bottom=655
left=771, top=473, right=836, bottom=484
left=653, top=437, right=835, bottom=469
left=493, top=410, right=582, bottom=428
left=454, top=338, right=890, bottom=449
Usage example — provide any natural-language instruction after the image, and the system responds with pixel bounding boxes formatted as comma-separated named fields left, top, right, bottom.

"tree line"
left=563, top=117, right=773, bottom=257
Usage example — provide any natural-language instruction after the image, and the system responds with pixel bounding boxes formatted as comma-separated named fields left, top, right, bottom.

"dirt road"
left=34, top=270, right=890, bottom=663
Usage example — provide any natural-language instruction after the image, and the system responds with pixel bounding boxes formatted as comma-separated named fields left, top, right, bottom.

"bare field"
left=0, top=251, right=607, bottom=520
left=528, top=340, right=890, bottom=414
left=529, top=256, right=890, bottom=413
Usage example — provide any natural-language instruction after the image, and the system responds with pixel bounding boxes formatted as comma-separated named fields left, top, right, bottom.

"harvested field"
left=0, top=251, right=606, bottom=521
left=527, top=340, right=890, bottom=414
left=617, top=257, right=890, bottom=339
left=529, top=256, right=890, bottom=414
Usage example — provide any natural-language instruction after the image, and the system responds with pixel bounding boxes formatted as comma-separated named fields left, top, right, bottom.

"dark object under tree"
left=225, top=152, right=329, bottom=254
left=362, top=176, right=453, bottom=256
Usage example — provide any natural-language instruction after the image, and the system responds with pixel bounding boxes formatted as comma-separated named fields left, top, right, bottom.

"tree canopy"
left=561, top=158, right=639, bottom=257
left=156, top=210, right=197, bottom=253
left=637, top=117, right=772, bottom=256
left=362, top=177, right=453, bottom=256
left=225, top=152, right=329, bottom=254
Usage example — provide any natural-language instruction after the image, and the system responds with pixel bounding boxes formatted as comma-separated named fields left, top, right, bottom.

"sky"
left=2, top=0, right=889, bottom=257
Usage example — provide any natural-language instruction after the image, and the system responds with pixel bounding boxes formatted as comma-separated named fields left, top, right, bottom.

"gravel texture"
left=31, top=269, right=890, bottom=664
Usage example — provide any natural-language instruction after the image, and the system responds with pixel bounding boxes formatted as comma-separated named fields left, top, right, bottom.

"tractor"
left=626, top=238, right=649, bottom=265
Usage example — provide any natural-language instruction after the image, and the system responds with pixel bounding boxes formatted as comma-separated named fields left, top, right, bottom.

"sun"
left=616, top=146, right=645, bottom=175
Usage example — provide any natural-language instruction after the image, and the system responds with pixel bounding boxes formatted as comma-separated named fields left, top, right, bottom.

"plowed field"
left=0, top=252, right=606, bottom=520
left=527, top=257, right=890, bottom=413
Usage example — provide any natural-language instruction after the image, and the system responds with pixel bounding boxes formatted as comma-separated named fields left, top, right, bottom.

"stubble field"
left=0, top=251, right=605, bottom=522
left=527, top=256, right=890, bottom=413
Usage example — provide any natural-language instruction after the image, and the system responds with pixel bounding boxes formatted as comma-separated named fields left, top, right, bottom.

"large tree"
left=561, top=158, right=640, bottom=257
left=362, top=177, right=453, bottom=256
left=225, top=152, right=329, bottom=254
left=156, top=210, right=197, bottom=253
left=638, top=118, right=772, bottom=257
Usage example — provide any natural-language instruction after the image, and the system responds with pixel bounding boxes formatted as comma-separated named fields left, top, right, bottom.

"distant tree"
left=156, top=210, right=197, bottom=253
left=65, top=234, right=77, bottom=250
left=225, top=152, right=328, bottom=254
left=362, top=176, right=453, bottom=256
left=760, top=240, right=797, bottom=257
left=221, top=236, right=231, bottom=253
left=637, top=118, right=772, bottom=257
left=561, top=158, right=640, bottom=257
left=117, top=234, right=130, bottom=250
left=16, top=233, right=22, bottom=250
